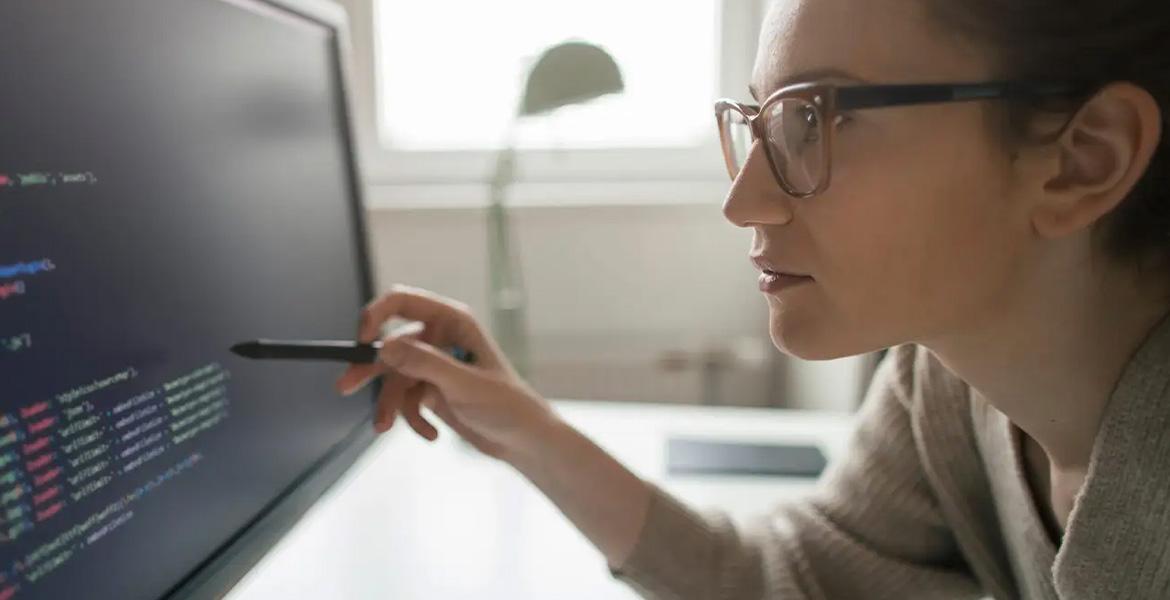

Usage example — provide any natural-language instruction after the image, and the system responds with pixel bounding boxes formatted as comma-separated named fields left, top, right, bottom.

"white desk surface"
left=225, top=401, right=856, bottom=600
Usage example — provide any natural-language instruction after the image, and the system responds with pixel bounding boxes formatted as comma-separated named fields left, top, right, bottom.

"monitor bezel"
left=159, top=0, right=382, bottom=597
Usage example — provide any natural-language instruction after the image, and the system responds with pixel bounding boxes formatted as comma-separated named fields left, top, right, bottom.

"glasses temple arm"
left=836, top=82, right=1087, bottom=111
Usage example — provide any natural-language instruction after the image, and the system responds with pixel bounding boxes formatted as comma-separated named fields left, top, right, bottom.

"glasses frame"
left=715, top=81, right=1087, bottom=198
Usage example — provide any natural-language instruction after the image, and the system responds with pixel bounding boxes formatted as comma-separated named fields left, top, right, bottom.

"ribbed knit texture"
left=609, top=314, right=1170, bottom=599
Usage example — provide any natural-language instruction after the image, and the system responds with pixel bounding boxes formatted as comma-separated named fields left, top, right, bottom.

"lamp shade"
left=519, top=40, right=624, bottom=117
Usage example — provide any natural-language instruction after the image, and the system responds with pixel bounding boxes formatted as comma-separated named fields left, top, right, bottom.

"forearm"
left=503, top=415, right=653, bottom=570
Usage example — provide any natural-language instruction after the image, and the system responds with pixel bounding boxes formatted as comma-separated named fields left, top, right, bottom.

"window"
left=374, top=0, right=722, bottom=151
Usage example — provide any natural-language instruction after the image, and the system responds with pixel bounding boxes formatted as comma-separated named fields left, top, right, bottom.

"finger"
left=419, top=385, right=439, bottom=412
left=373, top=373, right=413, bottom=432
left=360, top=285, right=487, bottom=351
left=418, top=314, right=448, bottom=349
left=401, top=383, right=438, bottom=441
left=417, top=384, right=483, bottom=446
left=335, top=322, right=426, bottom=396
left=379, top=336, right=474, bottom=393
left=335, top=363, right=381, bottom=396
left=417, top=385, right=458, bottom=429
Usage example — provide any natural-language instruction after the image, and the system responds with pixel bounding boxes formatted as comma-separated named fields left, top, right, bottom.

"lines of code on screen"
left=0, top=1, right=373, bottom=598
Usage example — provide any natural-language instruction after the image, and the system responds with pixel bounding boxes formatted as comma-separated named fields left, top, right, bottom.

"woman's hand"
left=337, top=285, right=653, bottom=570
left=334, top=284, right=557, bottom=461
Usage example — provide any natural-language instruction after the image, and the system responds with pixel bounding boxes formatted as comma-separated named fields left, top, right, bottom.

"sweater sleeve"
left=608, top=345, right=984, bottom=600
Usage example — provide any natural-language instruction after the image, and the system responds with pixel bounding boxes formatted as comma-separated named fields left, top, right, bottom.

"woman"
left=335, top=0, right=1170, bottom=596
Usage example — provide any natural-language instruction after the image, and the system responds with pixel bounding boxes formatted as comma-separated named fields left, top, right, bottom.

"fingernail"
left=389, top=321, right=425, bottom=338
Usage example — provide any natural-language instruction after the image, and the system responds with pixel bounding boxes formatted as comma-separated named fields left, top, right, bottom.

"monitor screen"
left=0, top=0, right=376, bottom=598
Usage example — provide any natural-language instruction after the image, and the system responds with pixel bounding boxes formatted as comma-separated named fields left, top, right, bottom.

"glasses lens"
left=765, top=98, right=826, bottom=195
left=719, top=108, right=753, bottom=179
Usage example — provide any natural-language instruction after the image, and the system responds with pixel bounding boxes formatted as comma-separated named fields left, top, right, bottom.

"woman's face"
left=727, top=0, right=1038, bottom=359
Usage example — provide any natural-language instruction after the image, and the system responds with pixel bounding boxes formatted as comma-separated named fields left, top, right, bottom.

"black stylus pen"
left=229, top=339, right=476, bottom=365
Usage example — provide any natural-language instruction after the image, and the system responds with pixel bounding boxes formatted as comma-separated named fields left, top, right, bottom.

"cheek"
left=809, top=113, right=1024, bottom=340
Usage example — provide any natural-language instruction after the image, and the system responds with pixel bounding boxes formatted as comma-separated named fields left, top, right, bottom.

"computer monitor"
left=0, top=0, right=380, bottom=597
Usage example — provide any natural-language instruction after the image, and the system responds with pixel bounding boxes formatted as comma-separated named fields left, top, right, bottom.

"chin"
left=766, top=303, right=874, bottom=361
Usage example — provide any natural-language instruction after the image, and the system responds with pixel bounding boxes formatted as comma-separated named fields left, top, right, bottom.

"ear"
left=1030, top=82, right=1163, bottom=239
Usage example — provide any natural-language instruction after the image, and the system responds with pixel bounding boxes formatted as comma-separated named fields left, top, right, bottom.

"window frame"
left=335, top=0, right=768, bottom=207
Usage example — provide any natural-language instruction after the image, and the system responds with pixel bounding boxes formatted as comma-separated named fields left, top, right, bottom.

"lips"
left=750, top=254, right=813, bottom=294
left=750, top=255, right=812, bottom=279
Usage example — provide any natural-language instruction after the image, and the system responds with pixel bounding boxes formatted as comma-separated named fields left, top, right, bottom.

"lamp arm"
left=486, top=137, right=531, bottom=378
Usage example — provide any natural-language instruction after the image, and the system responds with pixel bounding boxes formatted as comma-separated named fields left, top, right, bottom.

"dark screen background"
left=0, top=0, right=376, bottom=598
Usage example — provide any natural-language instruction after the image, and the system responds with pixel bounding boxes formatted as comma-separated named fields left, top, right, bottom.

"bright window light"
left=375, top=0, right=721, bottom=150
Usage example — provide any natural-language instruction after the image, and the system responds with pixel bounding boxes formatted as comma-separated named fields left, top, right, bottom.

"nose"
left=721, top=140, right=795, bottom=228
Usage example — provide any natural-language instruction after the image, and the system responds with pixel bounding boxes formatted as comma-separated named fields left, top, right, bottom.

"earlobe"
left=1031, top=202, right=1084, bottom=238
left=1031, top=82, right=1163, bottom=240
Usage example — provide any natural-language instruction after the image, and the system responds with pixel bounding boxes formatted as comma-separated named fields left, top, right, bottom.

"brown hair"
left=927, top=0, right=1170, bottom=273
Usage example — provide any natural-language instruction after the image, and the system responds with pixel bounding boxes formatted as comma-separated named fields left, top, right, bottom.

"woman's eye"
left=799, top=113, right=849, bottom=145
left=799, top=107, right=820, bottom=142
left=802, top=107, right=819, bottom=128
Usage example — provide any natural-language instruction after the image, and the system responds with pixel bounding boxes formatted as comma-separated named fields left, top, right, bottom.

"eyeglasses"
left=715, top=81, right=1086, bottom=198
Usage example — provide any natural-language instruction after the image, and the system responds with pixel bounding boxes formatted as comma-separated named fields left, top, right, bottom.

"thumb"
left=379, top=336, right=473, bottom=391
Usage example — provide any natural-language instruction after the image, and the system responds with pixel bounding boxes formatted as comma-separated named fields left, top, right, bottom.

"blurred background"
left=333, top=0, right=880, bottom=412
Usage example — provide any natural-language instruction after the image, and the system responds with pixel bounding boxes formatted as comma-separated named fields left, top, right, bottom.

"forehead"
left=751, top=0, right=991, bottom=97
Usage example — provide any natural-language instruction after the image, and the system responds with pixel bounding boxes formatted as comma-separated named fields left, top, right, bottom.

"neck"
left=922, top=254, right=1170, bottom=472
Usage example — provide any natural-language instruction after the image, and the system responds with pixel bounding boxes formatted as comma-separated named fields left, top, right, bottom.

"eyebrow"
left=748, top=68, right=865, bottom=102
